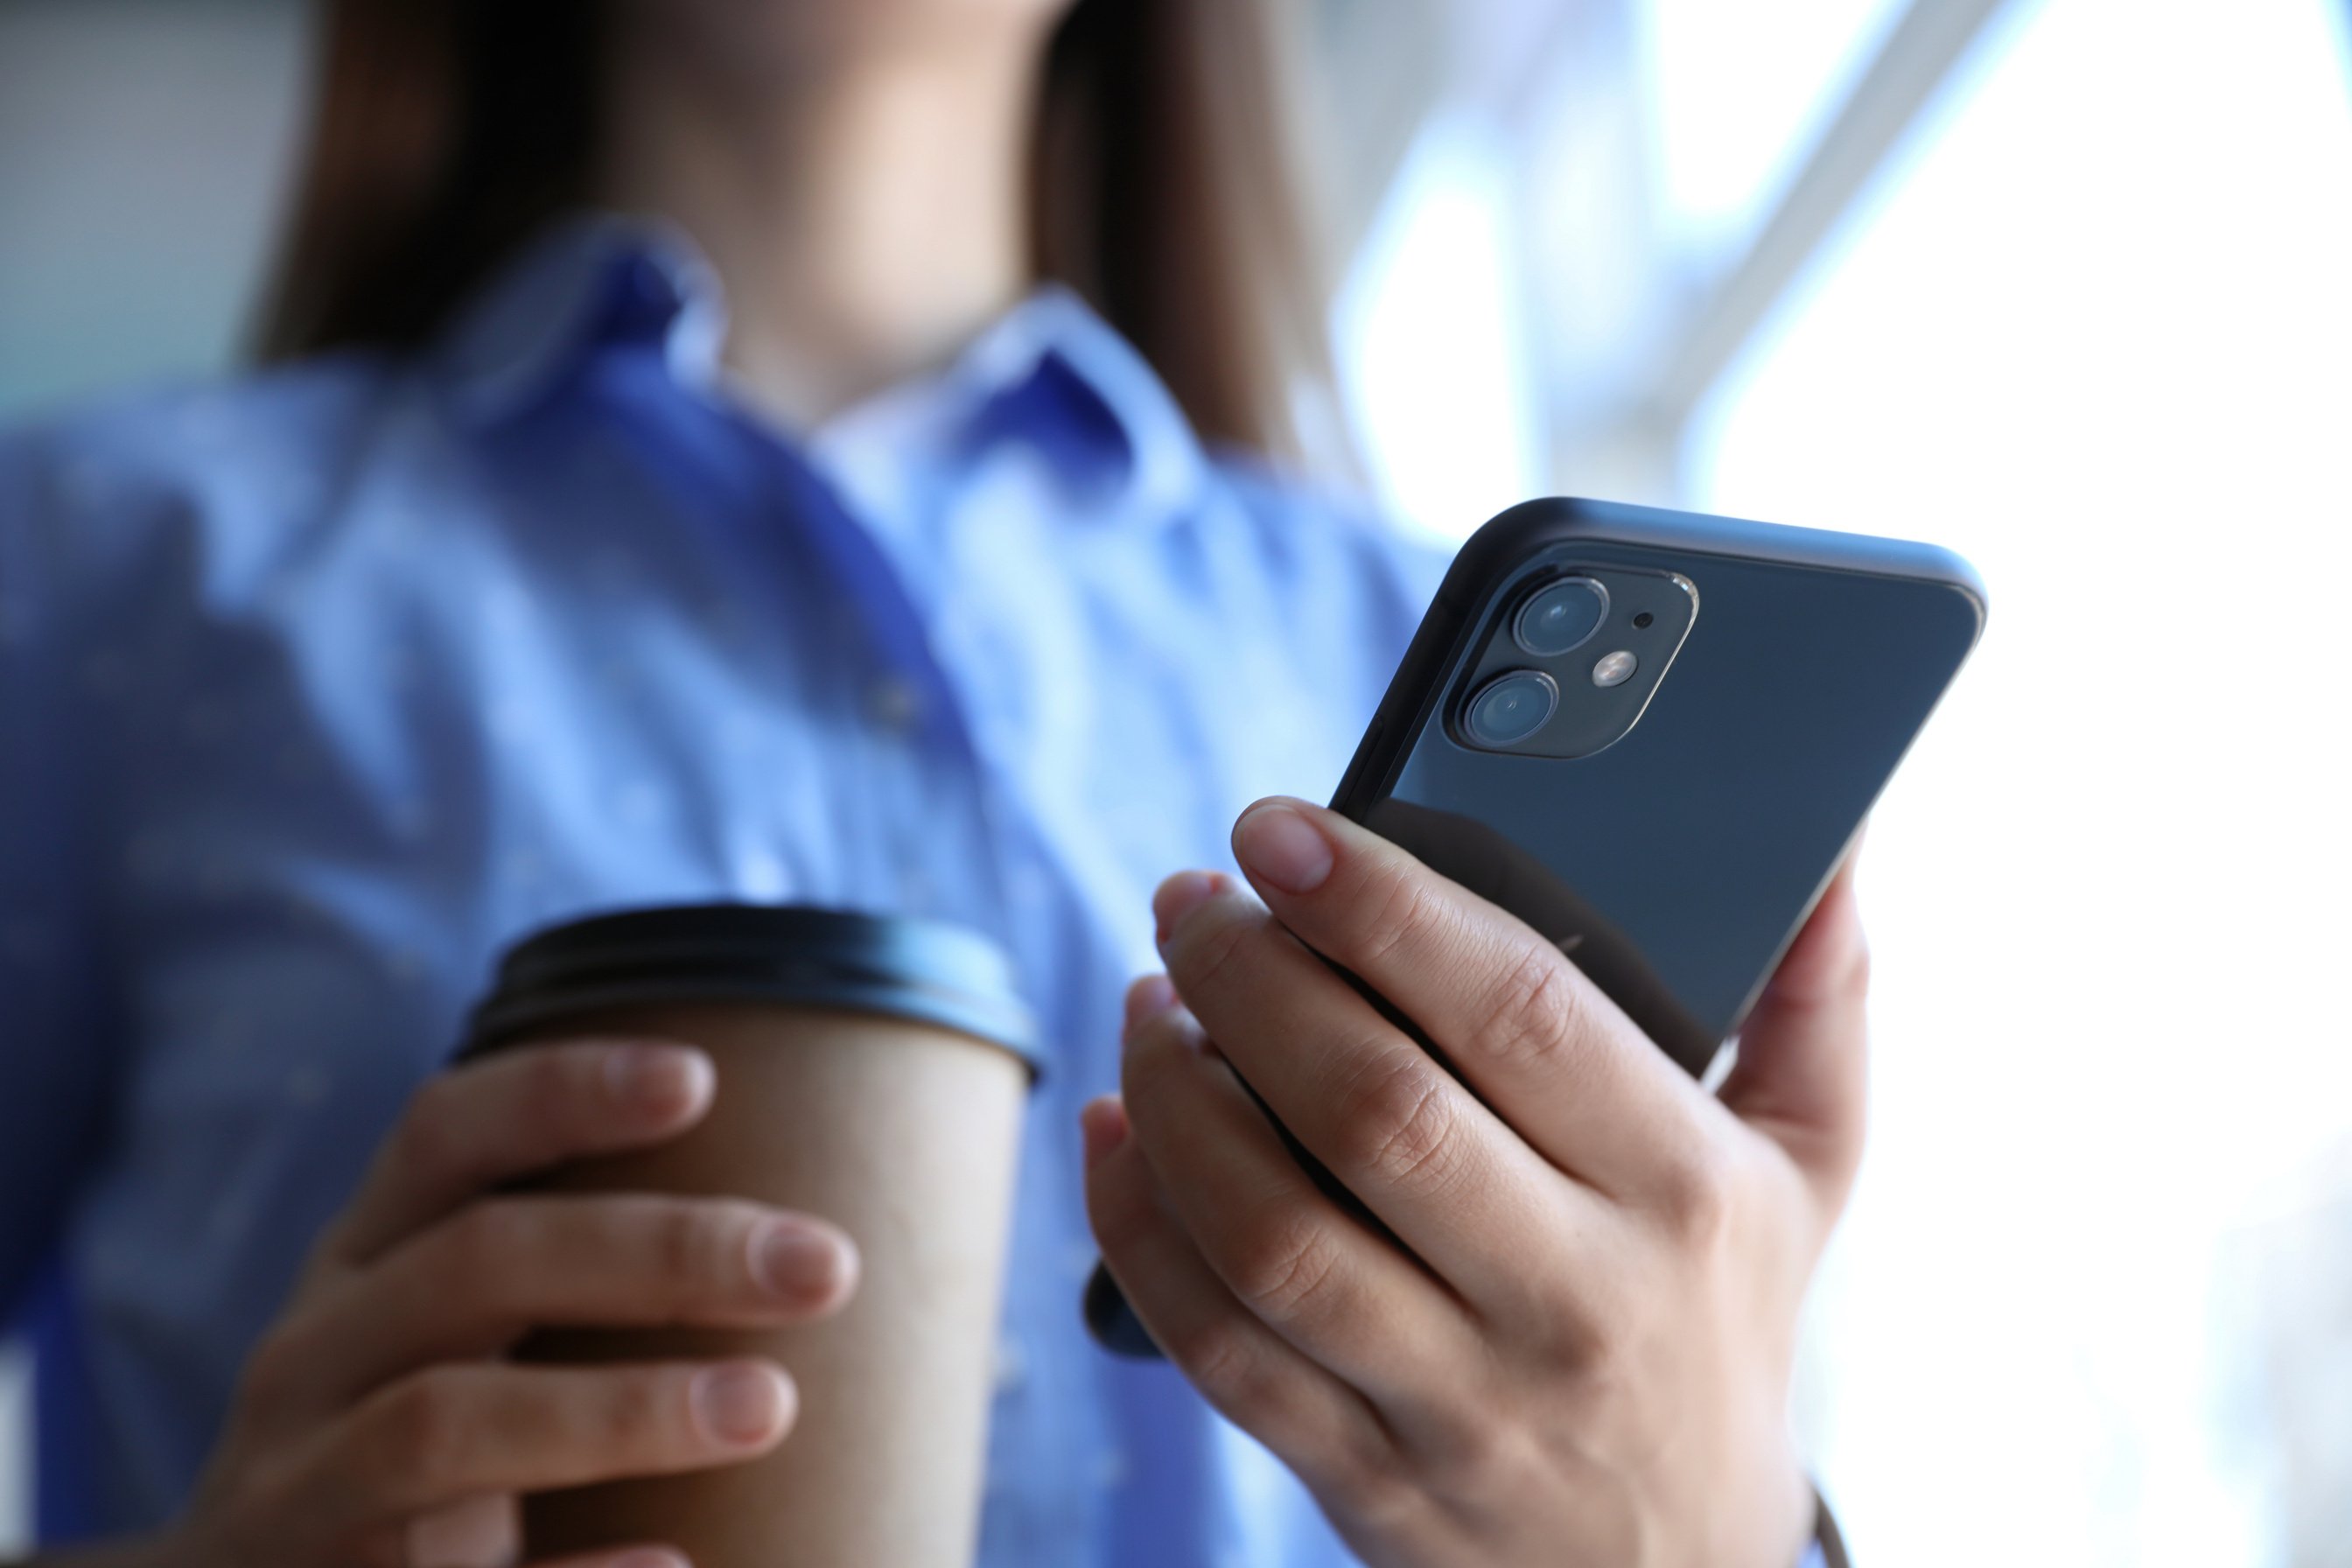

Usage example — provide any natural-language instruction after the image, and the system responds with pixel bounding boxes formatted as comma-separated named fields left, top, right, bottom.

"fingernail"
left=752, top=1222, right=853, bottom=1305
left=1234, top=802, right=1334, bottom=895
left=605, top=1043, right=714, bottom=1116
left=1080, top=1096, right=1130, bottom=1167
left=692, top=1363, right=792, bottom=1446
left=1152, top=871, right=1222, bottom=943
left=1123, top=974, right=1179, bottom=1032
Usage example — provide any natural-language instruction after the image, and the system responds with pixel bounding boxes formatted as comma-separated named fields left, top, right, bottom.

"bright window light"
left=1635, top=0, right=1911, bottom=252
left=1688, top=0, right=2352, bottom=1560
left=1334, top=116, right=1544, bottom=542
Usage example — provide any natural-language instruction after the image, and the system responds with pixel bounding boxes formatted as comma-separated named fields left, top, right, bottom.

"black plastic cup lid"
left=461, top=903, right=1042, bottom=1080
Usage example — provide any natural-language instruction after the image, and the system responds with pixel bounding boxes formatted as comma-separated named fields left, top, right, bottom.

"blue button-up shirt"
left=0, top=218, right=1451, bottom=1564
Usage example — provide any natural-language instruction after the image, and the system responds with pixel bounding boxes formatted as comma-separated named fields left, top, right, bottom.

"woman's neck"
left=598, top=29, right=1043, bottom=426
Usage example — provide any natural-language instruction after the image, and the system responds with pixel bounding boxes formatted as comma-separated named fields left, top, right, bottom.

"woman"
left=0, top=3, right=1869, bottom=1565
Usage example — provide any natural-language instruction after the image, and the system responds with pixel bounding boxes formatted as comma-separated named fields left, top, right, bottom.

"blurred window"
left=1337, top=0, right=2352, bottom=1558
left=1689, top=0, right=2352, bottom=1560
left=1334, top=116, right=1544, bottom=538
left=1636, top=0, right=1909, bottom=255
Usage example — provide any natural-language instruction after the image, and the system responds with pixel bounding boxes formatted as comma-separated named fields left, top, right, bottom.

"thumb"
left=1718, top=852, right=1872, bottom=1213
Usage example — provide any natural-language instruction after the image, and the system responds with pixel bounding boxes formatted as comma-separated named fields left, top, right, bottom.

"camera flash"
left=1591, top=650, right=1638, bottom=688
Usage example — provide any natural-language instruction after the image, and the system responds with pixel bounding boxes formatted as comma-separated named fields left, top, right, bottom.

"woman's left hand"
left=1085, top=798, right=1871, bottom=1568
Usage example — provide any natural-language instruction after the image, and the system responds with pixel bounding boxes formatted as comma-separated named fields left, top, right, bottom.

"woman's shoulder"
left=2, top=354, right=402, bottom=515
left=0, top=354, right=412, bottom=605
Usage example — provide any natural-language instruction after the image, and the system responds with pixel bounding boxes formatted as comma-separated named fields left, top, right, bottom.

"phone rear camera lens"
left=1514, top=578, right=1610, bottom=656
left=1465, top=669, right=1558, bottom=748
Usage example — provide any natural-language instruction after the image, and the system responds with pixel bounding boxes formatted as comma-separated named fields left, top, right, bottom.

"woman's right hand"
left=142, top=1038, right=860, bottom=1568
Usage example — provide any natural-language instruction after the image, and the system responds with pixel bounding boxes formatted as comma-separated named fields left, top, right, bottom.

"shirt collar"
left=434, top=213, right=728, bottom=425
left=433, top=214, right=1204, bottom=524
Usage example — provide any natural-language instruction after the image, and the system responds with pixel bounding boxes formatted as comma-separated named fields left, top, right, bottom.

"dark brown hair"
left=256, top=0, right=1339, bottom=464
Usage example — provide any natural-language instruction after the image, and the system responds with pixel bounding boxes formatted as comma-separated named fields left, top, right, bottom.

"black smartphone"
left=1084, top=496, right=1985, bottom=1354
left=1327, top=495, right=1985, bottom=1075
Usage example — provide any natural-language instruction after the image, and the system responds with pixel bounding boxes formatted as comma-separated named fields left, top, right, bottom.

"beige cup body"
left=511, top=1002, right=1027, bottom=1568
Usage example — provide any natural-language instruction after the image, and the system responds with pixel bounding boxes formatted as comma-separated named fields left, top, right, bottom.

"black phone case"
left=1330, top=495, right=1985, bottom=1075
left=1083, top=496, right=1984, bottom=1356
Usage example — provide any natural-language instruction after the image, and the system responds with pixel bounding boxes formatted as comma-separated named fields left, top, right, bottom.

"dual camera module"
left=1457, top=568, right=1695, bottom=758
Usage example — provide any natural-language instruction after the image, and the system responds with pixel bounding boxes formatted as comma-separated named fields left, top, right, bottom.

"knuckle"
left=1561, top=1319, right=1644, bottom=1418
left=1334, top=1052, right=1464, bottom=1195
left=1656, top=1138, right=1740, bottom=1249
left=363, top=1371, right=467, bottom=1494
left=1166, top=1317, right=1263, bottom=1405
left=584, top=1367, right=665, bottom=1452
left=1120, top=1018, right=1215, bottom=1120
left=1352, top=861, right=1446, bottom=968
left=236, top=1323, right=312, bottom=1419
left=1318, top=1434, right=1415, bottom=1537
left=1467, top=942, right=1583, bottom=1073
left=1416, top=1396, right=1515, bottom=1488
left=649, top=1198, right=733, bottom=1288
left=528, top=1040, right=602, bottom=1122
left=1228, top=1212, right=1348, bottom=1326
left=1519, top=1267, right=1614, bottom=1372
left=1083, top=1161, right=1140, bottom=1245
left=506, top=1042, right=614, bottom=1152
left=1086, top=1167, right=1166, bottom=1278
left=1120, top=1011, right=1191, bottom=1091
left=388, top=1076, right=471, bottom=1185
left=1170, top=905, right=1254, bottom=996
left=444, top=1197, right=537, bottom=1281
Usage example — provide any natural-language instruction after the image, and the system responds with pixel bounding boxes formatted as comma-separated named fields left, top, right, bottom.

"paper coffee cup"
left=460, top=904, right=1039, bottom=1568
